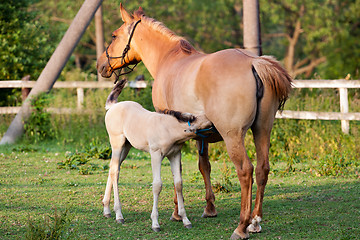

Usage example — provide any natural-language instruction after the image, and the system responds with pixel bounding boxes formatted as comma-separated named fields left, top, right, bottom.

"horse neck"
left=133, top=25, right=183, bottom=78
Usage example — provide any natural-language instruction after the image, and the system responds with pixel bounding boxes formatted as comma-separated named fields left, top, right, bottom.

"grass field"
left=0, top=142, right=359, bottom=240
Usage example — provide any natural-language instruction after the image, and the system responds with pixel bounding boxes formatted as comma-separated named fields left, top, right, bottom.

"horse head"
left=97, top=3, right=144, bottom=78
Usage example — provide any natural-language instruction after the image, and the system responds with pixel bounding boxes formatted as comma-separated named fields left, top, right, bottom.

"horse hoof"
left=247, top=223, right=262, bottom=233
left=201, top=211, right=217, bottom=218
left=248, top=215, right=262, bottom=233
left=116, top=219, right=124, bottom=224
left=104, top=214, right=111, bottom=218
left=152, top=227, right=161, bottom=232
left=170, top=215, right=182, bottom=222
left=230, top=231, right=249, bottom=240
left=184, top=224, right=192, bottom=229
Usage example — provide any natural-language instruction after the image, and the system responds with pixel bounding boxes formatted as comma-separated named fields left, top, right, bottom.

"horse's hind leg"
left=223, top=134, right=253, bottom=240
left=248, top=96, right=278, bottom=233
left=197, top=141, right=217, bottom=218
left=247, top=124, right=272, bottom=233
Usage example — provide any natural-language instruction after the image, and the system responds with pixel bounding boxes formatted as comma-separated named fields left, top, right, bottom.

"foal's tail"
left=252, top=56, right=293, bottom=110
left=105, top=79, right=127, bottom=110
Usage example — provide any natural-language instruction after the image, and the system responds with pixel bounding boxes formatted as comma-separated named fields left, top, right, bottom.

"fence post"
left=339, top=87, right=349, bottom=134
left=77, top=88, right=84, bottom=110
left=21, top=75, right=31, bottom=101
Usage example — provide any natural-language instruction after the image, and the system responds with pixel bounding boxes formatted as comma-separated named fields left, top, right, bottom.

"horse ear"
left=120, top=3, right=133, bottom=23
left=134, top=6, right=145, bottom=19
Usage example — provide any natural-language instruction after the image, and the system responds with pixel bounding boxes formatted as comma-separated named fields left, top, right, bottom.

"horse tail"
left=252, top=55, right=293, bottom=110
left=158, top=109, right=196, bottom=123
left=105, top=79, right=127, bottom=110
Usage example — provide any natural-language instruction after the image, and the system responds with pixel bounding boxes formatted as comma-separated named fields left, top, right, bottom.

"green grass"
left=0, top=144, right=359, bottom=239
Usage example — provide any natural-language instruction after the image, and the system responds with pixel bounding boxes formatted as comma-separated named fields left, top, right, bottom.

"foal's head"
left=185, top=115, right=213, bottom=133
left=97, top=4, right=143, bottom=78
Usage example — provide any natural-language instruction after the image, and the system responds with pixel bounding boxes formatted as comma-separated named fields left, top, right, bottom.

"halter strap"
left=106, top=19, right=142, bottom=83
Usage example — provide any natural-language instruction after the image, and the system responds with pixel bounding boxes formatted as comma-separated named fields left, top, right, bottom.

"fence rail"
left=1, top=79, right=359, bottom=134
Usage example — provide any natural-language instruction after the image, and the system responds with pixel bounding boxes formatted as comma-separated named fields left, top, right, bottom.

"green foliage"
left=25, top=209, right=77, bottom=240
left=24, top=93, right=56, bottom=143
left=213, top=160, right=234, bottom=193
left=0, top=0, right=54, bottom=80
left=315, top=150, right=359, bottom=177
left=57, top=140, right=111, bottom=175
left=261, top=0, right=360, bottom=78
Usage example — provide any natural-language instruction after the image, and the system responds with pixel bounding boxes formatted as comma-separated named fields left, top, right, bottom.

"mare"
left=97, top=4, right=292, bottom=239
left=104, top=80, right=212, bottom=232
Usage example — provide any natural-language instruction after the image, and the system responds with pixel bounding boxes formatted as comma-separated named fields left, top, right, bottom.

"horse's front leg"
left=197, top=140, right=217, bottom=218
left=150, top=150, right=163, bottom=232
left=169, top=151, right=192, bottom=229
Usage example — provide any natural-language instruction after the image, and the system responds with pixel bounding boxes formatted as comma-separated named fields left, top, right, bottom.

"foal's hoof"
left=184, top=224, right=192, bottom=229
left=115, top=219, right=125, bottom=224
left=104, top=214, right=111, bottom=218
left=152, top=227, right=161, bottom=232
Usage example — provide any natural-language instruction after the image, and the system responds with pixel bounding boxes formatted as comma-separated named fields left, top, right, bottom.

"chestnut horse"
left=97, top=4, right=292, bottom=239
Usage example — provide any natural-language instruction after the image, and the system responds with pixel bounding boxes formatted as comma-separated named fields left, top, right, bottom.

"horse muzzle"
left=97, top=61, right=113, bottom=78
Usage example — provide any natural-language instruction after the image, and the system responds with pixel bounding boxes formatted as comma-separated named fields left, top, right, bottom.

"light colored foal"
left=102, top=80, right=212, bottom=232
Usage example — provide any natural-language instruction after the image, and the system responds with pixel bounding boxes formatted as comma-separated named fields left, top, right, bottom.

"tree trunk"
left=243, top=0, right=262, bottom=56
left=0, top=0, right=103, bottom=145
left=95, top=5, right=106, bottom=81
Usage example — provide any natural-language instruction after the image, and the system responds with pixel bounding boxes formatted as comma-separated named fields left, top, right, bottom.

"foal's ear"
left=120, top=3, right=133, bottom=23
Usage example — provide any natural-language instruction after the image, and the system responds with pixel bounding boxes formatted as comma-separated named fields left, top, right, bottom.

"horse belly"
left=195, top=51, right=258, bottom=132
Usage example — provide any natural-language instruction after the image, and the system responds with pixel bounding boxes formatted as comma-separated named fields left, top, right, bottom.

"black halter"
left=105, top=19, right=142, bottom=84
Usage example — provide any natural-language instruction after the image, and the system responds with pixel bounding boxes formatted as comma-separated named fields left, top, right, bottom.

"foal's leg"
left=150, top=150, right=163, bottom=232
left=169, top=152, right=192, bottom=229
left=197, top=140, right=217, bottom=218
left=224, top=134, right=253, bottom=240
left=103, top=137, right=130, bottom=223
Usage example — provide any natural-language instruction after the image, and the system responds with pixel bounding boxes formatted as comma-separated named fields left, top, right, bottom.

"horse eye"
left=112, top=35, right=116, bottom=40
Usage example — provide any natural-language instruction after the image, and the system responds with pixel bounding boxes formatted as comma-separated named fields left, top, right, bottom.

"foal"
left=103, top=80, right=212, bottom=232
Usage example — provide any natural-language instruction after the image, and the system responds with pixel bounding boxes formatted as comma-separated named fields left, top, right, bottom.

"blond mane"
left=133, top=9, right=196, bottom=55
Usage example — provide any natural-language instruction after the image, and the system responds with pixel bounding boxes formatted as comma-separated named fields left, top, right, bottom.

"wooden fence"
left=1, top=79, right=359, bottom=134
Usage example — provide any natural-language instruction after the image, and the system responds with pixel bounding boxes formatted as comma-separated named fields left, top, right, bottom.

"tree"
left=0, top=0, right=54, bottom=80
left=260, top=0, right=360, bottom=79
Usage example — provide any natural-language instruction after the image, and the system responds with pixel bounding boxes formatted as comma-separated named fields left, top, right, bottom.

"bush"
left=25, top=209, right=77, bottom=240
left=24, top=93, right=56, bottom=143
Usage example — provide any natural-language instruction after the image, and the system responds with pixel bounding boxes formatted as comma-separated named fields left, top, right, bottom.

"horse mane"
left=158, top=109, right=196, bottom=123
left=133, top=10, right=196, bottom=55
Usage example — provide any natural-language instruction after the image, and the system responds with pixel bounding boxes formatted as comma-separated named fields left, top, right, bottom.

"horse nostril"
left=97, top=63, right=106, bottom=74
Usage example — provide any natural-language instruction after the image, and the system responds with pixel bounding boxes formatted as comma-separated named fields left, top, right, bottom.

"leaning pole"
left=0, top=0, right=103, bottom=145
